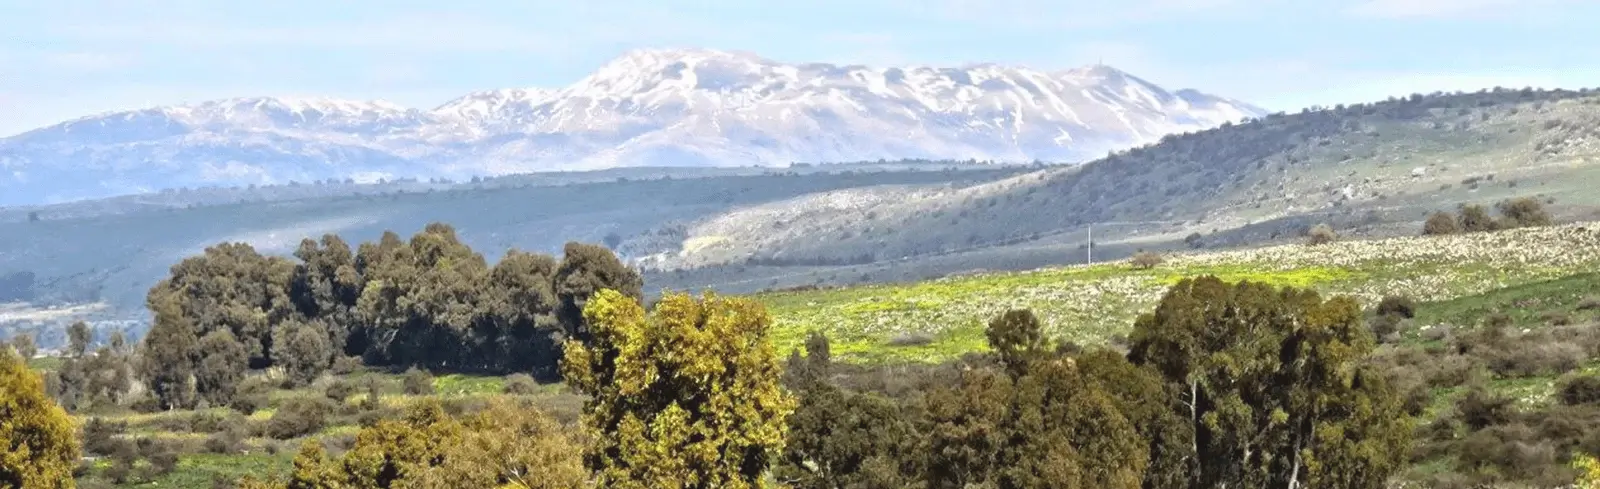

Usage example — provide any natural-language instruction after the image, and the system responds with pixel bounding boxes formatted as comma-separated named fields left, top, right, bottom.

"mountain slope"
left=0, top=48, right=1264, bottom=206
left=637, top=88, right=1600, bottom=272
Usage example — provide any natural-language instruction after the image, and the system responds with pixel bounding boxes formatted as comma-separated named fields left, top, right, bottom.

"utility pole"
left=1087, top=223, right=1093, bottom=265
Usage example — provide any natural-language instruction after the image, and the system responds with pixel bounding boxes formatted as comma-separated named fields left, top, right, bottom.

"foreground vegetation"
left=8, top=215, right=1600, bottom=488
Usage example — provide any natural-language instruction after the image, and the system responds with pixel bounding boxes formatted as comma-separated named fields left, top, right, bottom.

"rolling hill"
left=634, top=88, right=1600, bottom=280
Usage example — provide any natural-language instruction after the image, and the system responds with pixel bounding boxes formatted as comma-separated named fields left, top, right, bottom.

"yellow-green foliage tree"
left=243, top=398, right=585, bottom=489
left=1577, top=453, right=1600, bottom=489
left=0, top=346, right=81, bottom=489
left=563, top=289, right=795, bottom=489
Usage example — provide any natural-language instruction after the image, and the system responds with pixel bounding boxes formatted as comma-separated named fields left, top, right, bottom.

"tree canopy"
left=563, top=289, right=794, bottom=489
left=0, top=347, right=81, bottom=489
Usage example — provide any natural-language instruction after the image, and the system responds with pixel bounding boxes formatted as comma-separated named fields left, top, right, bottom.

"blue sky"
left=2, top=0, right=1598, bottom=137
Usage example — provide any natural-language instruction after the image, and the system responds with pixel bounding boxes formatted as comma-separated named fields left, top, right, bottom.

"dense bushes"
left=1425, top=197, right=1554, bottom=236
left=265, top=398, right=333, bottom=440
left=137, top=222, right=642, bottom=409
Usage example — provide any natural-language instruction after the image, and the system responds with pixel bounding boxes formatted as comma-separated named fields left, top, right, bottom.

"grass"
left=135, top=453, right=294, bottom=488
left=758, top=222, right=1600, bottom=363
left=1413, top=272, right=1600, bottom=330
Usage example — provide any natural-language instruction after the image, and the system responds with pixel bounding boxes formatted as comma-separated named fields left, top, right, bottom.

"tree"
left=985, top=309, right=1049, bottom=378
left=1459, top=204, right=1497, bottom=233
left=1496, top=197, right=1552, bottom=228
left=1422, top=211, right=1459, bottom=235
left=1306, top=223, right=1337, bottom=246
left=1127, top=276, right=1412, bottom=489
left=778, top=332, right=919, bottom=488
left=195, top=330, right=248, bottom=407
left=563, top=289, right=794, bottom=489
left=7, top=334, right=35, bottom=360
left=244, top=398, right=586, bottom=489
left=1131, top=251, right=1165, bottom=270
left=146, top=242, right=298, bottom=368
left=0, top=347, right=81, bottom=489
left=140, top=292, right=200, bottom=410
left=26, top=211, right=39, bottom=222
left=604, top=231, right=624, bottom=249
left=553, top=242, right=644, bottom=343
left=67, top=321, right=91, bottom=357
left=271, top=320, right=332, bottom=387
left=1184, top=232, right=1205, bottom=249
left=1375, top=295, right=1417, bottom=319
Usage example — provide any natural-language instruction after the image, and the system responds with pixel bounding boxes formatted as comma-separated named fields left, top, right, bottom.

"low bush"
left=402, top=367, right=435, bottom=395
left=324, top=379, right=357, bottom=403
left=265, top=398, right=334, bottom=440
left=1560, top=375, right=1600, bottom=406
left=503, top=373, right=539, bottom=395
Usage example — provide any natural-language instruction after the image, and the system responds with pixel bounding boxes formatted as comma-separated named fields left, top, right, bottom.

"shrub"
left=1423, top=211, right=1460, bottom=235
left=229, top=376, right=273, bottom=415
left=1497, top=197, right=1553, bottom=228
left=1129, top=251, right=1164, bottom=270
left=323, top=379, right=357, bottom=403
left=1559, top=375, right=1600, bottom=406
left=1577, top=296, right=1600, bottom=312
left=81, top=418, right=128, bottom=456
left=402, top=367, right=435, bottom=395
left=1376, top=295, right=1418, bottom=319
left=143, top=442, right=181, bottom=478
left=1457, top=385, right=1516, bottom=430
left=202, top=426, right=245, bottom=454
left=265, top=398, right=333, bottom=440
left=886, top=333, right=935, bottom=347
left=1542, top=311, right=1573, bottom=326
left=1306, top=223, right=1337, bottom=245
left=1485, top=342, right=1586, bottom=378
left=190, top=410, right=236, bottom=434
left=1459, top=204, right=1498, bottom=233
left=329, top=355, right=364, bottom=375
left=1369, top=314, right=1404, bottom=341
left=503, top=373, right=539, bottom=395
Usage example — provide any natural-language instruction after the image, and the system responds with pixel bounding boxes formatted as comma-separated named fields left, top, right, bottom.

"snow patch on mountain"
left=0, top=48, right=1267, bottom=206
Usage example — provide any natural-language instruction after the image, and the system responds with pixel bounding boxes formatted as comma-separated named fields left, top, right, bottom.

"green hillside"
left=664, top=88, right=1600, bottom=274
left=758, top=221, right=1600, bottom=363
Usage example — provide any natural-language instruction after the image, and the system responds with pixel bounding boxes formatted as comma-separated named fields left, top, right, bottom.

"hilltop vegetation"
left=0, top=162, right=1030, bottom=341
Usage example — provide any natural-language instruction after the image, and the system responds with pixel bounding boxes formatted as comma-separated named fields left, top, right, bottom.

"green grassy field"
left=759, top=222, right=1600, bottom=363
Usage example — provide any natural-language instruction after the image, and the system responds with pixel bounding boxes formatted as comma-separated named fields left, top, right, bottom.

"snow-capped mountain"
left=0, top=48, right=1266, bottom=206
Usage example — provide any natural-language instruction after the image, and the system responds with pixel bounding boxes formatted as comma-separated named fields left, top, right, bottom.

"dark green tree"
left=1127, top=276, right=1412, bottom=489
left=195, top=330, right=248, bottom=407
left=140, top=292, right=200, bottom=410
left=778, top=332, right=919, bottom=488
left=553, top=242, right=644, bottom=343
left=985, top=309, right=1049, bottom=378
left=272, top=320, right=332, bottom=387
left=67, top=321, right=91, bottom=357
